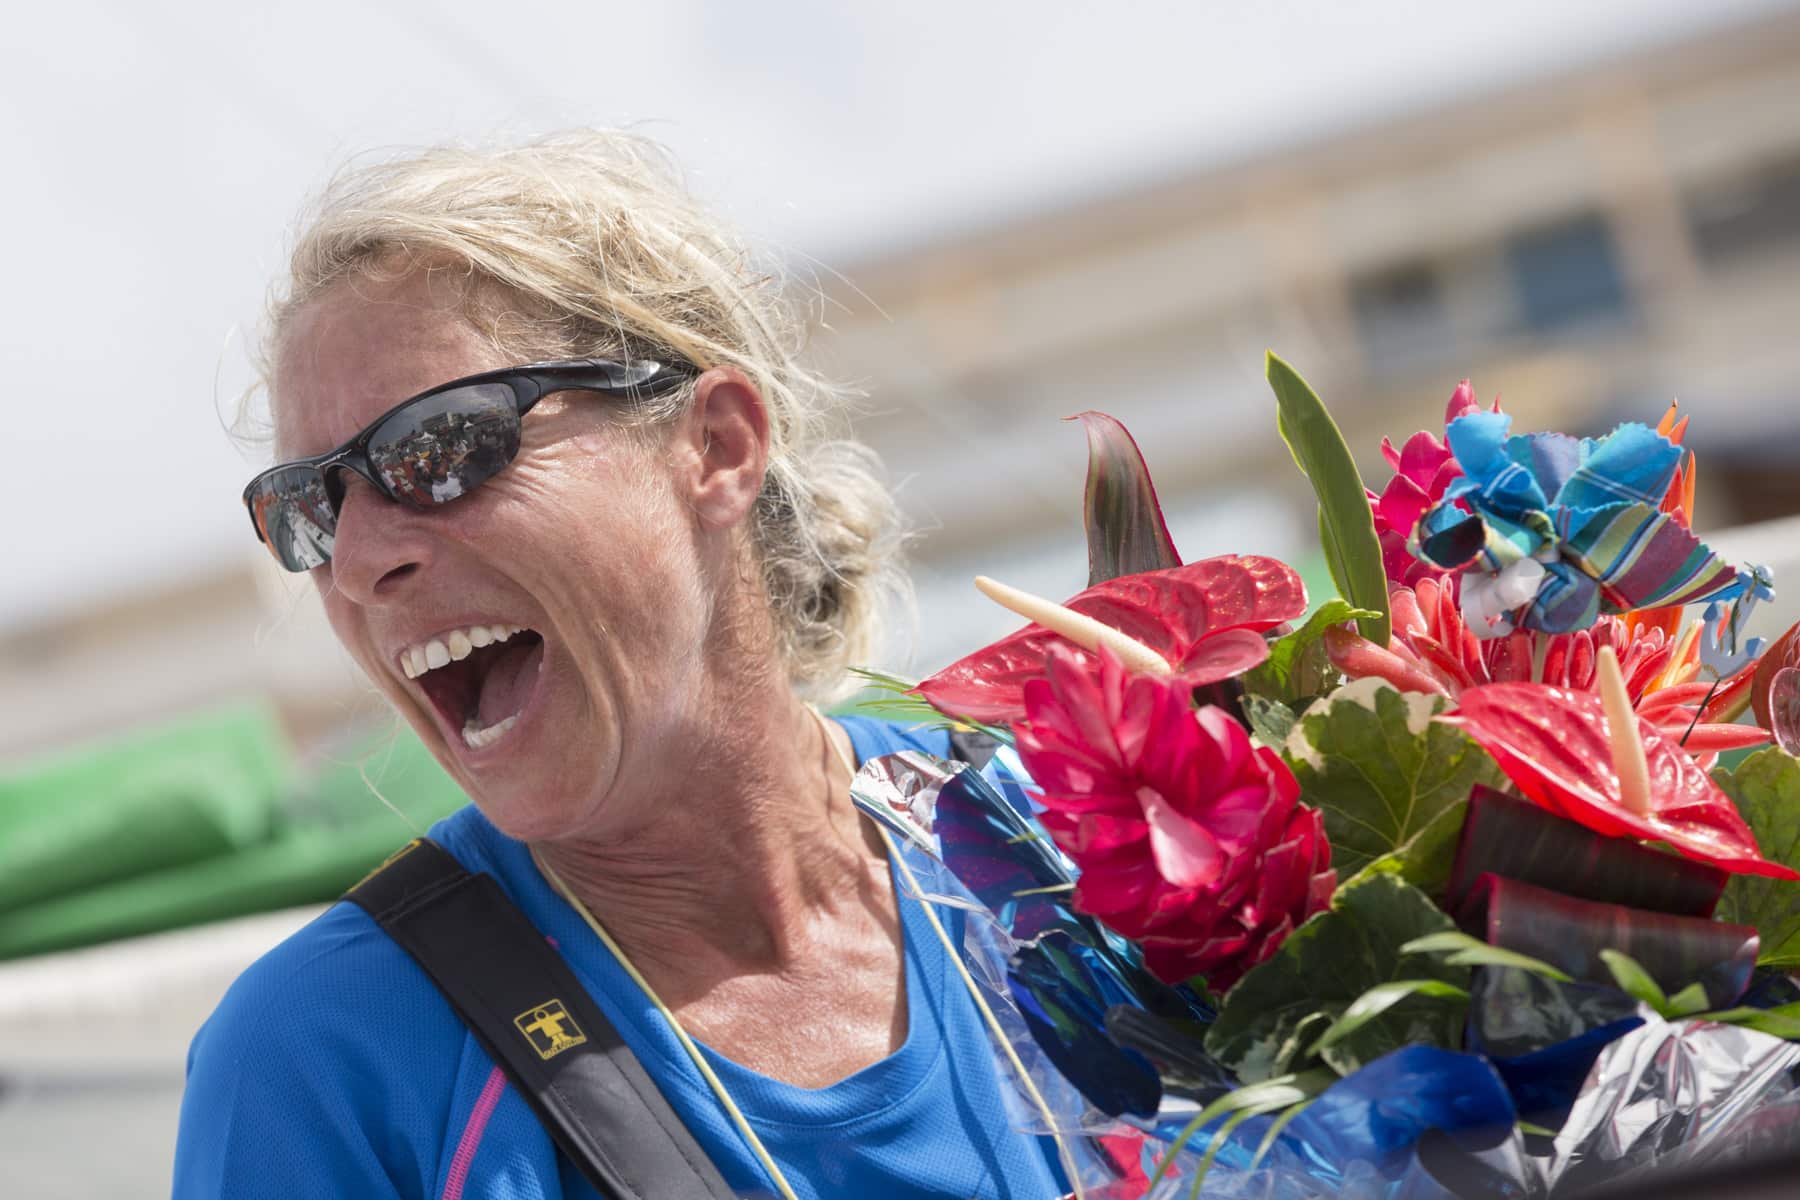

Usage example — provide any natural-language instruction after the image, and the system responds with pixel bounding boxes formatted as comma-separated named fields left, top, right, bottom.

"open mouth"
left=401, top=623, right=546, bottom=750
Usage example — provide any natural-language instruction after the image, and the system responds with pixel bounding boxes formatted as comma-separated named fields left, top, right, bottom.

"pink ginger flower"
left=1015, top=645, right=1335, bottom=990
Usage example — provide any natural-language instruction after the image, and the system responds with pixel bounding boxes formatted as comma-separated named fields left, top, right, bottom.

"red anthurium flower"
left=916, top=555, right=1306, bottom=725
left=1440, top=682, right=1799, bottom=879
left=1016, top=645, right=1335, bottom=989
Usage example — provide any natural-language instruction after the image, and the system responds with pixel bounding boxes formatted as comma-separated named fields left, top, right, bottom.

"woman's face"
left=274, top=272, right=722, bottom=841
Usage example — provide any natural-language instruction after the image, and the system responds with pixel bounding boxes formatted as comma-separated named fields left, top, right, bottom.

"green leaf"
left=1666, top=981, right=1712, bottom=1018
left=1309, top=979, right=1470, bottom=1059
left=1204, top=872, right=1469, bottom=1082
left=1400, top=930, right=1575, bottom=983
left=1341, top=799, right=1468, bottom=898
left=1188, top=1108, right=1258, bottom=1200
left=1146, top=1070, right=1334, bottom=1192
left=1243, top=695, right=1299, bottom=749
left=1267, top=353, right=1390, bottom=647
left=1283, top=679, right=1505, bottom=878
left=1703, top=1002, right=1800, bottom=1039
left=1071, top=411, right=1183, bottom=586
left=842, top=668, right=1014, bottom=745
left=1247, top=1101, right=1313, bottom=1174
left=1712, top=748, right=1800, bottom=967
left=1600, top=948, right=1670, bottom=1012
left=1269, top=1011, right=1334, bottom=1077
left=1244, top=599, right=1379, bottom=702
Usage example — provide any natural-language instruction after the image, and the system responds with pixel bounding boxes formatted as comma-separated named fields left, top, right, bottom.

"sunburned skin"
left=274, top=268, right=911, bottom=1086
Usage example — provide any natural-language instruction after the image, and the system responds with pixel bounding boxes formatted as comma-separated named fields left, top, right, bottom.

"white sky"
left=1, top=0, right=1791, bottom=630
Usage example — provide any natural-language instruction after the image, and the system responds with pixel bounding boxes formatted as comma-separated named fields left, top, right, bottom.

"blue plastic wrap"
left=849, top=748, right=1800, bottom=1198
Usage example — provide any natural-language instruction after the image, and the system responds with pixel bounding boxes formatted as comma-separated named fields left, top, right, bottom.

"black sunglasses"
left=242, top=357, right=696, bottom=572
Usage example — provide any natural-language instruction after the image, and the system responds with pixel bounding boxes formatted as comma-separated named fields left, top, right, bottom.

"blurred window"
left=1505, top=212, right=1631, bottom=335
left=1685, top=153, right=1800, bottom=268
left=1349, top=260, right=1454, bottom=371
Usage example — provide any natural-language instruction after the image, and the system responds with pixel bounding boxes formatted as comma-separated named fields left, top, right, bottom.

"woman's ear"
left=676, top=366, right=770, bottom=528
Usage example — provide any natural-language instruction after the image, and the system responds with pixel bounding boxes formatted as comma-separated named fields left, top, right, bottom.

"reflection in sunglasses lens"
left=368, top=384, right=521, bottom=506
left=260, top=467, right=335, bottom=571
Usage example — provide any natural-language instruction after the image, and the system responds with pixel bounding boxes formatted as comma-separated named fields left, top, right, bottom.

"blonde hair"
left=255, top=130, right=905, bottom=699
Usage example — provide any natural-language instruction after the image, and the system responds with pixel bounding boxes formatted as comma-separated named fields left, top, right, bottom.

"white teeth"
left=461, top=714, right=518, bottom=749
left=399, top=622, right=532, bottom=681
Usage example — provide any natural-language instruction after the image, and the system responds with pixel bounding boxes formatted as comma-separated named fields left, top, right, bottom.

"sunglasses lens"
left=367, top=383, right=521, bottom=506
left=249, top=465, right=337, bottom=572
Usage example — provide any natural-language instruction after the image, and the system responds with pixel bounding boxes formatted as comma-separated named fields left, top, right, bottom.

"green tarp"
left=0, top=706, right=467, bottom=959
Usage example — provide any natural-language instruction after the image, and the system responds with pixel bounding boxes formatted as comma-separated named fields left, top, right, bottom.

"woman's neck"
left=529, top=681, right=886, bottom=1000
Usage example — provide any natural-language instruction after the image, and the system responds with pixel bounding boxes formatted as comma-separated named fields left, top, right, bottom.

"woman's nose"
left=323, top=474, right=431, bottom=602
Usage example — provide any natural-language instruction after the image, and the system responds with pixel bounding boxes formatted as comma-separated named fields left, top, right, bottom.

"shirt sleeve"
left=170, top=907, right=460, bottom=1199
left=172, top=1006, right=406, bottom=1198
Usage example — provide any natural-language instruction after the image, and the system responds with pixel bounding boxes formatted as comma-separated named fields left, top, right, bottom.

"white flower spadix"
left=972, top=575, right=1173, bottom=677
left=1596, top=645, right=1652, bottom=817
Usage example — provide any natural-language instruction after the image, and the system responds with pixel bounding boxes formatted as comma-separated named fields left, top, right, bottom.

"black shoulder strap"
left=344, top=839, right=736, bottom=1200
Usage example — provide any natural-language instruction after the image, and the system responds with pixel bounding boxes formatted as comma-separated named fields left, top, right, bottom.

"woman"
left=174, top=132, right=1074, bottom=1199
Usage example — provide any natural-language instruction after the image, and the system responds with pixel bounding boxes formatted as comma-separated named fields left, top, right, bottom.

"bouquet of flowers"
left=848, top=356, right=1800, bottom=1198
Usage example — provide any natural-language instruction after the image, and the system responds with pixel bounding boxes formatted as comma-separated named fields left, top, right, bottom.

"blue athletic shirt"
left=173, top=716, right=1068, bottom=1199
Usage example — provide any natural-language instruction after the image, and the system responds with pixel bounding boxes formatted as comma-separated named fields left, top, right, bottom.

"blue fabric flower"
left=1415, top=412, right=1744, bottom=636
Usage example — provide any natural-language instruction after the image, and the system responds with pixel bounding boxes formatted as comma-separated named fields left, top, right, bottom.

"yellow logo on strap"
left=514, top=999, right=587, bottom=1060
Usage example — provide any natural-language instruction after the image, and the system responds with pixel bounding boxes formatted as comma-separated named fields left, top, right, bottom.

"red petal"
left=1442, top=683, right=1799, bottom=879
left=1172, top=627, right=1273, bottom=689
left=1390, top=586, right=1429, bottom=640
left=1248, top=835, right=1310, bottom=926
left=1646, top=721, right=1773, bottom=752
left=1380, top=528, right=1420, bottom=587
left=1198, top=784, right=1283, bottom=850
left=1396, top=430, right=1452, bottom=487
left=1307, top=868, right=1337, bottom=916
left=1377, top=473, right=1433, bottom=538
left=1257, top=746, right=1301, bottom=811
left=1072, top=856, right=1160, bottom=918
left=1325, top=626, right=1453, bottom=697
left=1445, top=379, right=1478, bottom=424
left=1426, top=459, right=1464, bottom=503
left=1644, top=680, right=1719, bottom=709
left=1195, top=706, right=1252, bottom=785
left=1062, top=812, right=1150, bottom=855
left=1141, top=793, right=1226, bottom=889
left=915, top=555, right=1305, bottom=724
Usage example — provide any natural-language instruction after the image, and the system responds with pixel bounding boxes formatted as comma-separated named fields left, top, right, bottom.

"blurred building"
left=6, top=9, right=1800, bottom=761
left=830, top=10, right=1800, bottom=668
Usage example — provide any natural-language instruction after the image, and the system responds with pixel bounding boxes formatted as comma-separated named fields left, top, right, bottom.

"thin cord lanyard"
left=534, top=849, right=800, bottom=1200
left=532, top=711, right=1086, bottom=1200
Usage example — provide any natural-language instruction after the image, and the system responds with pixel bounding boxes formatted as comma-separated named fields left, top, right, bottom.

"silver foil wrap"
left=1545, top=1012, right=1800, bottom=1193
